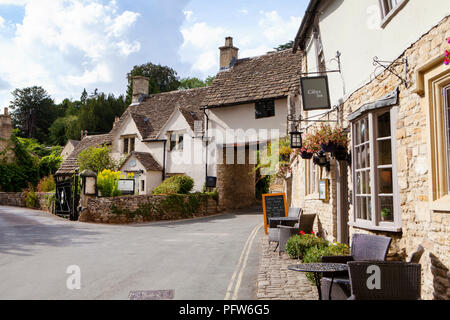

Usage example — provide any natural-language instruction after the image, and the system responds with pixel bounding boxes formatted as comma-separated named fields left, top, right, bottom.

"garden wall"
left=0, top=192, right=54, bottom=212
left=80, top=194, right=220, bottom=224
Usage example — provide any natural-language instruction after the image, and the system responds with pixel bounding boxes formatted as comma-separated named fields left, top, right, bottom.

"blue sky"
left=0, top=0, right=308, bottom=107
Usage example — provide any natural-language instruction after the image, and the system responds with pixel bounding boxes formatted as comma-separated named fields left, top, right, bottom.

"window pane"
left=378, top=112, right=391, bottom=138
left=366, top=144, right=371, bottom=167
left=379, top=168, right=393, bottom=194
left=367, top=197, right=372, bottom=221
left=360, top=120, right=367, bottom=143
left=378, top=139, right=392, bottom=165
left=379, top=196, right=394, bottom=222
left=178, top=134, right=184, bottom=150
left=123, top=138, right=129, bottom=154
left=355, top=122, right=360, bottom=145
left=361, top=145, right=366, bottom=168
left=130, top=138, right=135, bottom=153
left=170, top=134, right=177, bottom=151
left=356, top=172, right=361, bottom=194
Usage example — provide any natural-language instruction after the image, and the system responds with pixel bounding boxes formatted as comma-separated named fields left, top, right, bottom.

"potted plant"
left=381, top=208, right=391, bottom=221
left=333, top=145, right=348, bottom=161
left=313, top=150, right=328, bottom=167
left=299, top=133, right=320, bottom=159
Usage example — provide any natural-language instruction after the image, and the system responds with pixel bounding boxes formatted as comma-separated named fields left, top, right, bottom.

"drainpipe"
left=202, top=107, right=209, bottom=184
left=162, top=140, right=167, bottom=181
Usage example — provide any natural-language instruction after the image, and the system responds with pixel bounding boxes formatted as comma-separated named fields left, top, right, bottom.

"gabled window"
left=122, top=136, right=135, bottom=154
left=255, top=100, right=275, bottom=119
left=169, top=131, right=185, bottom=151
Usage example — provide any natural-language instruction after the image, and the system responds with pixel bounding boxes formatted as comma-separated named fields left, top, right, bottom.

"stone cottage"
left=287, top=0, right=449, bottom=299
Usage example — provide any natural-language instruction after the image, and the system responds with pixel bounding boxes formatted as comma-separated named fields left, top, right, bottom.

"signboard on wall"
left=300, top=76, right=332, bottom=111
left=319, top=179, right=329, bottom=201
left=262, top=193, right=287, bottom=234
left=118, top=179, right=135, bottom=195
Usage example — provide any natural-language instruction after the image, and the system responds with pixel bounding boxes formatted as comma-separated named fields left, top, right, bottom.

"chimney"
left=132, top=76, right=150, bottom=104
left=3, top=107, right=8, bottom=116
left=113, top=116, right=120, bottom=128
left=219, top=37, right=239, bottom=70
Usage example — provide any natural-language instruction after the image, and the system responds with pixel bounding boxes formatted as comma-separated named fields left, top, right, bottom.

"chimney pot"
left=3, top=107, right=8, bottom=116
left=132, top=76, right=150, bottom=105
left=219, top=36, right=239, bottom=70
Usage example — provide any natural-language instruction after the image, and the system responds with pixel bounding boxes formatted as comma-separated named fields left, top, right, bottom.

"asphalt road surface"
left=0, top=205, right=263, bottom=300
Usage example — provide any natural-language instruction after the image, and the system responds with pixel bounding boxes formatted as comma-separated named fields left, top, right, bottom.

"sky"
left=0, top=0, right=308, bottom=107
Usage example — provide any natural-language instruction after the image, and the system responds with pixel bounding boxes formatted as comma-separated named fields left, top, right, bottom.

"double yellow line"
left=224, top=223, right=262, bottom=300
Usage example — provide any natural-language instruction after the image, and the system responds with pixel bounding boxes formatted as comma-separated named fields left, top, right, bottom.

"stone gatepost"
left=79, top=170, right=97, bottom=215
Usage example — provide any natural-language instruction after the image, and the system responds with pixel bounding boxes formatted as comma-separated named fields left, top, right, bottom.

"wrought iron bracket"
left=300, top=51, right=342, bottom=77
left=372, top=56, right=408, bottom=87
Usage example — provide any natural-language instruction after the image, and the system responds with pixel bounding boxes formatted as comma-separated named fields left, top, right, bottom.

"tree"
left=179, top=77, right=206, bottom=89
left=273, top=41, right=294, bottom=52
left=48, top=115, right=81, bottom=146
left=205, top=75, right=215, bottom=86
left=126, top=62, right=181, bottom=104
left=77, top=146, right=117, bottom=173
left=9, top=86, right=57, bottom=142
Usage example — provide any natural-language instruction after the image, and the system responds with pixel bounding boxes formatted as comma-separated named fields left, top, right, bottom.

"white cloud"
left=0, top=0, right=141, bottom=106
left=239, top=8, right=248, bottom=15
left=258, top=10, right=301, bottom=43
left=0, top=16, right=4, bottom=28
left=184, top=10, right=194, bottom=22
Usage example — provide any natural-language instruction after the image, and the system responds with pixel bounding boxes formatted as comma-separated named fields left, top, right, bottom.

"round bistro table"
left=288, top=263, right=348, bottom=300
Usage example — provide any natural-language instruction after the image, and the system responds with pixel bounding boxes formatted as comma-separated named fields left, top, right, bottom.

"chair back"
left=351, top=234, right=392, bottom=261
left=408, top=245, right=424, bottom=263
left=288, top=207, right=302, bottom=218
left=298, top=214, right=316, bottom=234
left=348, top=261, right=421, bottom=300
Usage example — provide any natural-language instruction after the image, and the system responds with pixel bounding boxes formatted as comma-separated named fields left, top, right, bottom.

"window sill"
left=380, top=0, right=409, bottom=29
left=430, top=196, right=450, bottom=213
left=348, top=221, right=402, bottom=233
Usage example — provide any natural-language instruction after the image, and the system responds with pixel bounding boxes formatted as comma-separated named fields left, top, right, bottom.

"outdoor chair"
left=321, top=234, right=392, bottom=300
left=268, top=208, right=302, bottom=252
left=277, top=213, right=316, bottom=255
left=408, top=245, right=424, bottom=263
left=347, top=261, right=421, bottom=300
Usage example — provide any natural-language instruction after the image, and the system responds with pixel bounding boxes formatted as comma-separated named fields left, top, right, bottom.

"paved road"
left=0, top=206, right=263, bottom=300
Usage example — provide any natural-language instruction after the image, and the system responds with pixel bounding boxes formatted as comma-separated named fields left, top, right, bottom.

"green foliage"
left=37, top=175, right=56, bottom=192
left=285, top=233, right=329, bottom=260
left=9, top=86, right=59, bottom=143
left=255, top=174, right=272, bottom=201
left=179, top=77, right=207, bottom=89
left=273, top=41, right=294, bottom=52
left=24, top=187, right=39, bottom=208
left=205, top=76, right=215, bottom=86
left=97, top=169, right=122, bottom=197
left=153, top=175, right=194, bottom=195
left=48, top=115, right=81, bottom=146
left=39, top=151, right=62, bottom=177
left=77, top=146, right=117, bottom=174
left=126, top=62, right=181, bottom=104
left=302, top=242, right=350, bottom=284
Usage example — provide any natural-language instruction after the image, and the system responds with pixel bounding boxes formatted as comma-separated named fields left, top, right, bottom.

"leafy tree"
left=179, top=77, right=206, bottom=89
left=39, top=151, right=63, bottom=177
left=9, top=86, right=57, bottom=142
left=274, top=41, right=294, bottom=51
left=126, top=62, right=181, bottom=104
left=48, top=115, right=81, bottom=146
left=77, top=146, right=117, bottom=173
left=205, top=75, right=215, bottom=86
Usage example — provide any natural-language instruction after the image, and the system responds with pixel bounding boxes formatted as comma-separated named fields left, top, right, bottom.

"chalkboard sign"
left=262, top=193, right=287, bottom=234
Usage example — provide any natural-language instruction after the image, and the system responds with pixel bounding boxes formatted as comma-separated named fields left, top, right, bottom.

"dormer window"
left=123, top=136, right=135, bottom=154
left=169, top=131, right=185, bottom=151
left=379, top=0, right=408, bottom=28
left=255, top=100, right=275, bottom=119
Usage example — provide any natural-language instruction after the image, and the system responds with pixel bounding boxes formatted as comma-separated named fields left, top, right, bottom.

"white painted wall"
left=305, top=0, right=450, bottom=107
left=120, top=154, right=163, bottom=195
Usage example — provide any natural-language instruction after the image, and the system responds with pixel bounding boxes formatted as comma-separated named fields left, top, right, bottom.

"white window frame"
left=169, top=131, right=185, bottom=152
left=350, top=106, right=401, bottom=232
left=379, top=0, right=409, bottom=29
left=122, top=136, right=136, bottom=155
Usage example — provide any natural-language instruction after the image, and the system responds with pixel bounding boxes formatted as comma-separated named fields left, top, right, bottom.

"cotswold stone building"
left=288, top=0, right=449, bottom=299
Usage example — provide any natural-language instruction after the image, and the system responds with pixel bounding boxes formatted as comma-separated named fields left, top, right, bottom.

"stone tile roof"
left=124, top=151, right=162, bottom=172
left=203, top=49, right=303, bottom=107
left=56, top=134, right=111, bottom=175
left=110, top=87, right=208, bottom=141
left=178, top=107, right=203, bottom=133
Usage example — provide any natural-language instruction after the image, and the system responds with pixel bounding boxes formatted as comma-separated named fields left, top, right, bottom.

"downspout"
left=162, top=140, right=167, bottom=181
left=202, top=107, right=209, bottom=184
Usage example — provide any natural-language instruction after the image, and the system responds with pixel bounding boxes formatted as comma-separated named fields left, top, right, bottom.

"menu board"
left=262, top=193, right=287, bottom=234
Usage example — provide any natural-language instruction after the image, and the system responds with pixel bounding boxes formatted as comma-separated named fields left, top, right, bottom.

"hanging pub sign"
left=300, top=75, right=332, bottom=111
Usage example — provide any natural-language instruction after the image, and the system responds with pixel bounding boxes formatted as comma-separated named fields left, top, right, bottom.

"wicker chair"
left=278, top=213, right=316, bottom=255
left=409, top=245, right=424, bottom=263
left=321, top=234, right=392, bottom=300
left=347, top=261, right=421, bottom=300
left=268, top=208, right=302, bottom=252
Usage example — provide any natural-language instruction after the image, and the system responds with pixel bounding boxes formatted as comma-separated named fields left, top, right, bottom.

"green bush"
left=37, top=175, right=56, bottom=192
left=302, top=242, right=350, bottom=285
left=25, top=187, right=39, bottom=208
left=77, top=146, right=117, bottom=173
left=97, top=169, right=121, bottom=197
left=285, top=233, right=329, bottom=259
left=153, top=175, right=194, bottom=195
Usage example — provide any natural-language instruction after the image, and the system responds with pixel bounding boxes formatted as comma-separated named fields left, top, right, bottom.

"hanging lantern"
left=289, top=131, right=303, bottom=149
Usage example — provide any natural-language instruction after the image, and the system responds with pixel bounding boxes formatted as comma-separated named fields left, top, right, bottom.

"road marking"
left=224, top=223, right=262, bottom=300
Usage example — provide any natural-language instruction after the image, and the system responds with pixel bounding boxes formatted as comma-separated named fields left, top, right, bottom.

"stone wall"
left=290, top=16, right=450, bottom=299
left=80, top=194, right=220, bottom=224
left=0, top=192, right=54, bottom=212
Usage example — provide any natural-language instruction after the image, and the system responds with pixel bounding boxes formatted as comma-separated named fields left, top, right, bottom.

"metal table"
left=288, top=263, right=348, bottom=300
left=269, top=216, right=298, bottom=227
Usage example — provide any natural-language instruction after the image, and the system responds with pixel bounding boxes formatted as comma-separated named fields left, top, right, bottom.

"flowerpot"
left=333, top=146, right=348, bottom=161
left=321, top=142, right=337, bottom=153
left=300, top=151, right=313, bottom=159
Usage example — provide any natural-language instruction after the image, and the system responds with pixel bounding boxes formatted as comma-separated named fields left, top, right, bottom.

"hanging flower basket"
left=321, top=142, right=338, bottom=153
left=301, top=151, right=313, bottom=159
left=333, top=145, right=348, bottom=161
left=313, top=152, right=328, bottom=167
